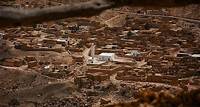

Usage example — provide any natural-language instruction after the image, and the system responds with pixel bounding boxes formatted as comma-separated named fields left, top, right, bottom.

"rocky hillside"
left=0, top=0, right=199, bottom=20
left=168, top=5, right=200, bottom=19
left=104, top=89, right=200, bottom=107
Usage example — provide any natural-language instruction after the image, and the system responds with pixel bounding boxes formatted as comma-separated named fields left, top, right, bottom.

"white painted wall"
left=99, top=53, right=115, bottom=61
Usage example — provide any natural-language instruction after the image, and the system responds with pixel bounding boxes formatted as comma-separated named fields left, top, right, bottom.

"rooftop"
left=99, top=53, right=115, bottom=56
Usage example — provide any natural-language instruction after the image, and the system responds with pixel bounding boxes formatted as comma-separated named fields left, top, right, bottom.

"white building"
left=190, top=54, right=200, bottom=59
left=126, top=50, right=141, bottom=57
left=98, top=53, right=115, bottom=61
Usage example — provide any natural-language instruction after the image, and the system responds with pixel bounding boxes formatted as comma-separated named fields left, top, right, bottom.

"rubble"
left=100, top=98, right=111, bottom=105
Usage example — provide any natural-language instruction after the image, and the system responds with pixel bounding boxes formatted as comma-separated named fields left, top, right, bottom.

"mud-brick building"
left=177, top=20, right=199, bottom=29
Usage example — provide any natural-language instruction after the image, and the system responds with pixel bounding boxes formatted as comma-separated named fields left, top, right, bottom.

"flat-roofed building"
left=98, top=53, right=115, bottom=61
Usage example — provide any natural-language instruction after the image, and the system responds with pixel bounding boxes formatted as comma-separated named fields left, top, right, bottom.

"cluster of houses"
left=0, top=7, right=199, bottom=91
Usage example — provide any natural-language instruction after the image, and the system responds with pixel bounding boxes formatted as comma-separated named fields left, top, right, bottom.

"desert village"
left=0, top=0, right=200, bottom=107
